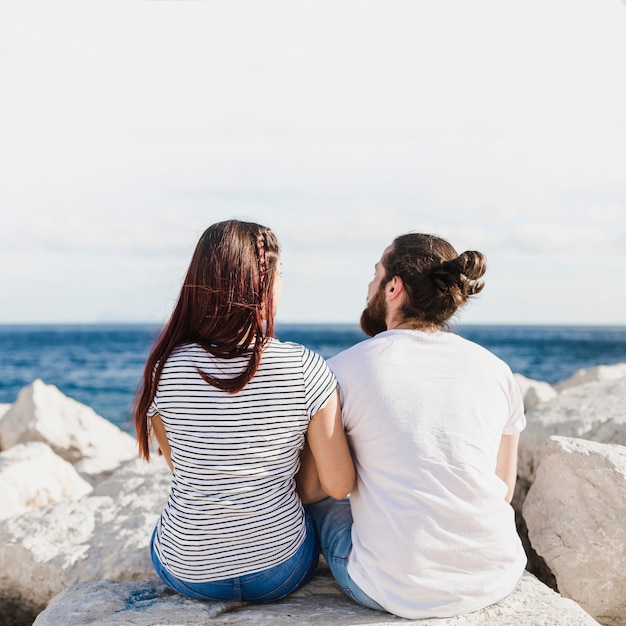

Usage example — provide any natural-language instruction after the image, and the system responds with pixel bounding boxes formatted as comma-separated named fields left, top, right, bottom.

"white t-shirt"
left=329, top=329, right=527, bottom=619
left=149, top=339, right=336, bottom=582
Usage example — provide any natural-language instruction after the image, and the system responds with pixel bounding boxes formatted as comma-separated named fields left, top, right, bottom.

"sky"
left=2, top=0, right=626, bottom=326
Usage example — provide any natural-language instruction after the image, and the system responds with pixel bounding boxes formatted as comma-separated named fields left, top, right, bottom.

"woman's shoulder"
left=265, top=338, right=328, bottom=367
left=265, top=337, right=308, bottom=357
left=161, top=342, right=209, bottom=368
left=168, top=342, right=201, bottom=358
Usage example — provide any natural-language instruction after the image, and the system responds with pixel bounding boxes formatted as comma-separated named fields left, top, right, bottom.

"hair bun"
left=430, top=251, right=486, bottom=305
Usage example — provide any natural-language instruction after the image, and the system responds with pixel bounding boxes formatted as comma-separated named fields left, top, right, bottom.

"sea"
left=1, top=323, right=626, bottom=433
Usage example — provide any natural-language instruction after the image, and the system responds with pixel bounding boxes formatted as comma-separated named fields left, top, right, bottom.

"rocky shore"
left=0, top=366, right=625, bottom=626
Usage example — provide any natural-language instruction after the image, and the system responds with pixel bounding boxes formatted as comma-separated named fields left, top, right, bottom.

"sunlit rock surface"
left=524, top=436, right=626, bottom=626
left=0, top=457, right=170, bottom=616
left=0, top=442, right=92, bottom=520
left=518, top=377, right=626, bottom=485
left=0, top=379, right=137, bottom=476
left=33, top=570, right=600, bottom=626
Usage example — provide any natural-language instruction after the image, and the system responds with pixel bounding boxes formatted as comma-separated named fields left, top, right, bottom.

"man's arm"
left=496, top=433, right=519, bottom=503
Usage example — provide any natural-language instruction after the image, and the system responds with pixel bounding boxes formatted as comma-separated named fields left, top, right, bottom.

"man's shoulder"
left=328, top=334, right=384, bottom=370
left=447, top=332, right=516, bottom=378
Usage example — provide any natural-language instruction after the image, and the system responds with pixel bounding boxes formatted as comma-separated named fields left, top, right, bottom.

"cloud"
left=500, top=222, right=625, bottom=258
left=2, top=0, right=626, bottom=324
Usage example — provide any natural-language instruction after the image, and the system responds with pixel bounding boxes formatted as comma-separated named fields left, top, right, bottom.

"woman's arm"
left=295, top=438, right=326, bottom=504
left=151, top=413, right=174, bottom=472
left=297, top=389, right=355, bottom=503
left=496, top=433, right=519, bottom=503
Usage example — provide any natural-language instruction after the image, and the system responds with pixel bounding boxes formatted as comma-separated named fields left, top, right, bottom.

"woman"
left=133, top=219, right=355, bottom=603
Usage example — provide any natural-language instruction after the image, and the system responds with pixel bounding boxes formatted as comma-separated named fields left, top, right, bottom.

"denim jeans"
left=150, top=507, right=320, bottom=602
left=307, top=497, right=385, bottom=612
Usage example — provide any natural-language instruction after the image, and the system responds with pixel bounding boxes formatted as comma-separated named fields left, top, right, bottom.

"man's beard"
left=360, top=286, right=388, bottom=337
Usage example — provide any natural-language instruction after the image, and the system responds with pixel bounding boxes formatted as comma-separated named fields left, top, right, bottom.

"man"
left=302, top=233, right=527, bottom=620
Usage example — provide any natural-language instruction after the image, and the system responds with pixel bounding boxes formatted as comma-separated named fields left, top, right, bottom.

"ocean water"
left=1, top=323, right=626, bottom=432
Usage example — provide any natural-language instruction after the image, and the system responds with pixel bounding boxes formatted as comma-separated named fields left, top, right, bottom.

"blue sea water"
left=1, top=323, right=626, bottom=432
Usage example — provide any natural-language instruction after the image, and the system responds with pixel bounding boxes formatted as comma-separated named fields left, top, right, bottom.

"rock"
left=0, top=379, right=137, bottom=476
left=555, top=363, right=626, bottom=392
left=518, top=378, right=626, bottom=484
left=32, top=570, right=599, bottom=626
left=33, top=579, right=237, bottom=626
left=510, top=479, right=557, bottom=593
left=523, top=436, right=626, bottom=625
left=0, top=442, right=92, bottom=520
left=0, top=403, right=10, bottom=421
left=514, top=373, right=557, bottom=411
left=0, top=457, right=170, bottom=616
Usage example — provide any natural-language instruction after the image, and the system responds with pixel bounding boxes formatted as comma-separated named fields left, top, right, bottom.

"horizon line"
left=1, top=321, right=626, bottom=328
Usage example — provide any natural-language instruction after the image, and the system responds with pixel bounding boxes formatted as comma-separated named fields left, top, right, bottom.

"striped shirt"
left=148, top=338, right=336, bottom=582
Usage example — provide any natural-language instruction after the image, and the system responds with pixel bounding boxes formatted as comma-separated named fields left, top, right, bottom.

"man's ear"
left=386, top=276, right=404, bottom=301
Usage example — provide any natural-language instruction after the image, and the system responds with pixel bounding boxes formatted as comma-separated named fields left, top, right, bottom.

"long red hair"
left=133, top=220, right=280, bottom=460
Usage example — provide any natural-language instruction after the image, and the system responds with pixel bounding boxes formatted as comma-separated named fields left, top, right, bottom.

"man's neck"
left=386, top=318, right=438, bottom=332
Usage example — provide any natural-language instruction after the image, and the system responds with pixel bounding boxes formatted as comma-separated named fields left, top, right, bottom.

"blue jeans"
left=150, top=507, right=320, bottom=602
left=307, top=497, right=385, bottom=612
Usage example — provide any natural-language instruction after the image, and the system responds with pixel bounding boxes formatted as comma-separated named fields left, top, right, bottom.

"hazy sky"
left=2, top=0, right=626, bottom=325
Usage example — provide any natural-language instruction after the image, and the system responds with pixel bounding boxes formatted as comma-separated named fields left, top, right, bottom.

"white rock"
left=0, top=403, right=11, bottom=421
left=33, top=571, right=599, bottom=626
left=2, top=451, right=600, bottom=626
left=518, top=378, right=626, bottom=484
left=0, top=457, right=170, bottom=613
left=0, top=379, right=137, bottom=475
left=523, top=436, right=626, bottom=625
left=0, top=442, right=92, bottom=520
left=555, top=363, right=626, bottom=391
left=514, top=373, right=557, bottom=411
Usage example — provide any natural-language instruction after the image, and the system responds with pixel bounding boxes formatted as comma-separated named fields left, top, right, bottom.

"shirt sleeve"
left=301, top=346, right=337, bottom=419
left=503, top=371, right=526, bottom=435
left=147, top=399, right=158, bottom=419
left=146, top=359, right=161, bottom=419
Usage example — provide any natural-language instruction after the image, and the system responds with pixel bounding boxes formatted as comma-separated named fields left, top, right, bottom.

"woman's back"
left=151, top=339, right=335, bottom=582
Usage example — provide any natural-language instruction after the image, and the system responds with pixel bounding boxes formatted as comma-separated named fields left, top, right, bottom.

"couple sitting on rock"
left=133, top=219, right=526, bottom=621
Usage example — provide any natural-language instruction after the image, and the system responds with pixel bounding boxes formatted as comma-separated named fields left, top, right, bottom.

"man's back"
left=329, top=328, right=527, bottom=619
